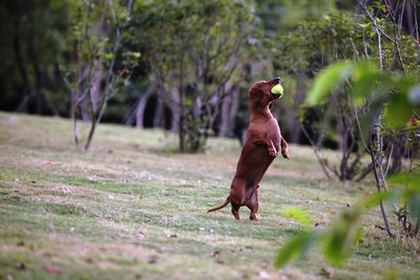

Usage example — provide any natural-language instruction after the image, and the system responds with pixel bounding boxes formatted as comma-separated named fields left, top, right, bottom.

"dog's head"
left=247, top=77, right=284, bottom=109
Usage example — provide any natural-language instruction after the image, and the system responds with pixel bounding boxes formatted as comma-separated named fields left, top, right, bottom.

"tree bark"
left=360, top=0, right=395, bottom=237
left=169, top=86, right=180, bottom=132
left=228, top=87, right=240, bottom=136
left=218, top=92, right=232, bottom=137
left=179, top=52, right=186, bottom=151
left=218, top=83, right=240, bottom=137
left=83, top=13, right=109, bottom=151
left=27, top=12, right=43, bottom=114
left=135, top=83, right=157, bottom=128
left=13, top=18, right=32, bottom=113
left=153, top=96, right=164, bottom=128
left=285, top=73, right=306, bottom=143
left=370, top=117, right=395, bottom=238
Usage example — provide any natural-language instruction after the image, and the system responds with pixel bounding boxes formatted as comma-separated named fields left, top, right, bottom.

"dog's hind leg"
left=246, top=185, right=259, bottom=221
left=229, top=181, right=246, bottom=220
left=280, top=137, right=289, bottom=159
left=231, top=202, right=240, bottom=220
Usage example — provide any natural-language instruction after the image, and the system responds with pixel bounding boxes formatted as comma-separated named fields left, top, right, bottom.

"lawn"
left=0, top=112, right=419, bottom=280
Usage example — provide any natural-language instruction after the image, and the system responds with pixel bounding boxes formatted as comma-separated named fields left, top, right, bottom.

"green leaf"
left=104, top=52, right=113, bottom=61
left=408, top=193, right=420, bottom=221
left=351, top=72, right=378, bottom=104
left=131, top=51, right=141, bottom=58
left=274, top=186, right=419, bottom=268
left=388, top=172, right=420, bottom=221
left=322, top=209, right=362, bottom=266
left=281, top=206, right=312, bottom=229
left=351, top=60, right=377, bottom=81
left=361, top=191, right=393, bottom=208
left=351, top=72, right=389, bottom=105
left=358, top=96, right=383, bottom=141
left=357, top=23, right=371, bottom=29
left=273, top=231, right=318, bottom=268
left=388, top=173, right=420, bottom=190
left=384, top=92, right=412, bottom=128
left=305, top=61, right=354, bottom=106
left=384, top=76, right=420, bottom=128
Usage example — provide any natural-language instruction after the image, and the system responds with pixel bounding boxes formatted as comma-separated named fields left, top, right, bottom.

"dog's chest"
left=249, top=118, right=281, bottom=146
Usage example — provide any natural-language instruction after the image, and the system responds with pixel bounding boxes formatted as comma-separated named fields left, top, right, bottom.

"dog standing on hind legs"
left=208, top=78, right=289, bottom=221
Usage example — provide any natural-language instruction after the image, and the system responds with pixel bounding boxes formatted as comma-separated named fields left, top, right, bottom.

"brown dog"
left=208, top=78, right=289, bottom=220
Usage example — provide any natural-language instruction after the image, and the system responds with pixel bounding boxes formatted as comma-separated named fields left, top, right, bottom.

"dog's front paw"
left=282, top=151, right=289, bottom=159
left=268, top=148, right=278, bottom=157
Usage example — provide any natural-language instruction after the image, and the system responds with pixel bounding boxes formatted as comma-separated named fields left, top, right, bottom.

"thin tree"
left=62, top=0, right=136, bottom=150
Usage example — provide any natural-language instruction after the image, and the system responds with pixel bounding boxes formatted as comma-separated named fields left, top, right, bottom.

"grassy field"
left=0, top=112, right=419, bottom=280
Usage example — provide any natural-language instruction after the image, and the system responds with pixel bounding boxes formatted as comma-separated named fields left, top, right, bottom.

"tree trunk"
left=13, top=18, right=32, bottom=113
left=91, top=62, right=103, bottom=113
left=84, top=112, right=97, bottom=150
left=360, top=3, right=395, bottom=237
left=70, top=89, right=80, bottom=147
left=179, top=95, right=185, bottom=151
left=218, top=85, right=240, bottom=137
left=178, top=52, right=186, bottom=152
left=27, top=12, right=43, bottom=114
left=169, top=86, right=180, bottom=132
left=287, top=73, right=306, bottom=143
left=218, top=85, right=231, bottom=137
left=153, top=96, right=164, bottom=128
left=133, top=82, right=157, bottom=128
left=83, top=13, right=109, bottom=151
left=370, top=114, right=395, bottom=238
left=135, top=94, right=150, bottom=128
left=79, top=99, right=91, bottom=121
left=388, top=133, right=407, bottom=174
left=83, top=62, right=103, bottom=150
left=218, top=93, right=231, bottom=137
left=228, top=87, right=240, bottom=136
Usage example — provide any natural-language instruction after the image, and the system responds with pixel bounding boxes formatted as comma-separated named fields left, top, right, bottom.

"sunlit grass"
left=0, top=112, right=419, bottom=279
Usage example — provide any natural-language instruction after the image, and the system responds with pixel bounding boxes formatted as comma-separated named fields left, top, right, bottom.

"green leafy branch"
left=275, top=178, right=419, bottom=268
left=305, top=60, right=419, bottom=130
left=275, top=60, right=420, bottom=268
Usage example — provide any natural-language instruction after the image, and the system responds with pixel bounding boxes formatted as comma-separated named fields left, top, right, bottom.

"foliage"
left=130, top=0, right=259, bottom=152
left=389, top=172, right=420, bottom=235
left=274, top=11, right=420, bottom=75
left=256, top=0, right=337, bottom=35
left=273, top=13, right=374, bottom=181
left=275, top=59, right=420, bottom=268
left=0, top=0, right=418, bottom=154
left=275, top=177, right=420, bottom=268
left=272, top=8, right=419, bottom=166
left=273, top=8, right=419, bottom=181
left=0, top=0, right=72, bottom=114
left=306, top=60, right=419, bottom=130
left=61, top=0, right=138, bottom=150
left=280, top=206, right=312, bottom=230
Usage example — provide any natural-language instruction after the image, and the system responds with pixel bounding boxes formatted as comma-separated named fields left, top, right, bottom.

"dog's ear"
left=249, top=87, right=263, bottom=100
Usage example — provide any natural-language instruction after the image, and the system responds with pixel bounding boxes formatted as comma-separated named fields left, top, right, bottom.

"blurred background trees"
left=129, top=0, right=258, bottom=152
left=0, top=0, right=418, bottom=156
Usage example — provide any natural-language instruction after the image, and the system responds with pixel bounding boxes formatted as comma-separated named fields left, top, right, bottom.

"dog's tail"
left=207, top=196, right=231, bottom=213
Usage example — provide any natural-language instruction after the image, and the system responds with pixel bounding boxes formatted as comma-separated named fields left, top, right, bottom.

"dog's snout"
left=269, top=77, right=281, bottom=84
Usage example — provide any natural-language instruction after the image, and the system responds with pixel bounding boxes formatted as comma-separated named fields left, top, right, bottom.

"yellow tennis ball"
left=271, top=84, right=284, bottom=97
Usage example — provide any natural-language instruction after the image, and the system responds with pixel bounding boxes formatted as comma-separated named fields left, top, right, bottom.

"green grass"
left=0, top=112, right=419, bottom=280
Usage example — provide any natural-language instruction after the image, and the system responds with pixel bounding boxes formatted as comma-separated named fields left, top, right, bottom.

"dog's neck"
left=248, top=105, right=273, bottom=122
